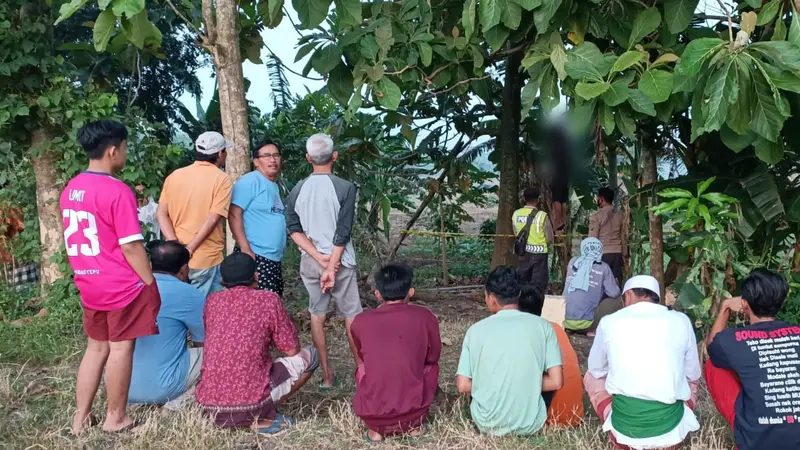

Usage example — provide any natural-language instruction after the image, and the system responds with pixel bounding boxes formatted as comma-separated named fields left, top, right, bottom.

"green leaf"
left=659, top=188, right=694, bottom=199
left=550, top=45, right=568, bottom=80
left=690, top=73, right=709, bottom=141
left=674, top=38, right=723, bottom=78
left=503, top=1, right=522, bottom=29
left=697, top=177, right=715, bottom=196
left=615, top=107, right=636, bottom=137
left=664, top=0, right=699, bottom=34
left=772, top=7, right=787, bottom=41
left=702, top=60, right=735, bottom=133
left=16, top=106, right=29, bottom=116
left=93, top=9, right=116, bottom=52
left=480, top=0, right=504, bottom=29
left=471, top=45, right=485, bottom=68
left=111, top=0, right=145, bottom=17
left=756, top=0, right=780, bottom=26
left=751, top=41, right=800, bottom=72
left=564, top=42, right=604, bottom=81
left=533, top=0, right=563, bottom=34
left=601, top=102, right=615, bottom=134
left=652, top=198, right=690, bottom=215
left=311, top=45, right=343, bottom=75
left=628, top=89, right=656, bottom=116
left=359, top=36, right=380, bottom=60
left=764, top=66, right=800, bottom=93
left=462, top=0, right=477, bottom=41
left=655, top=96, right=676, bottom=122
left=750, top=70, right=787, bottom=142
left=790, top=8, right=800, bottom=47
left=484, top=25, right=509, bottom=50
left=540, top=67, right=560, bottom=111
left=603, top=79, right=631, bottom=106
left=720, top=127, right=755, bottom=152
left=610, top=51, right=643, bottom=74
left=381, top=197, right=392, bottom=240
left=123, top=10, right=152, bottom=49
left=375, top=21, right=394, bottom=55
left=676, top=281, right=705, bottom=309
left=328, top=63, right=354, bottom=105
left=98, top=0, right=112, bottom=9
left=375, top=77, right=401, bottom=110
left=335, top=0, right=361, bottom=27
left=55, top=0, right=89, bottom=25
left=740, top=165, right=785, bottom=222
left=266, top=0, right=284, bottom=25
left=698, top=203, right=713, bottom=230
left=576, top=81, right=610, bottom=99
left=753, top=137, right=785, bottom=164
left=510, top=0, right=541, bottom=11
left=571, top=99, right=597, bottom=134
left=292, top=0, right=332, bottom=29
left=627, top=7, right=661, bottom=49
left=727, top=61, right=752, bottom=134
left=418, top=42, right=433, bottom=66
left=521, top=80, right=538, bottom=119
left=639, top=69, right=674, bottom=103
left=701, top=192, right=739, bottom=208
left=745, top=0, right=761, bottom=8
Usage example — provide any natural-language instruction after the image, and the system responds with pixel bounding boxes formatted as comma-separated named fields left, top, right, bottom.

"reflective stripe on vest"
left=526, top=211, right=548, bottom=254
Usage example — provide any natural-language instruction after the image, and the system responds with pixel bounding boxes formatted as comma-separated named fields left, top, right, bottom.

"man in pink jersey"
left=60, top=120, right=161, bottom=434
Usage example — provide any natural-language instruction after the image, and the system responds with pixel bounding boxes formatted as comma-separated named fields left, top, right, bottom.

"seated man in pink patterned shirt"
left=196, top=252, right=319, bottom=435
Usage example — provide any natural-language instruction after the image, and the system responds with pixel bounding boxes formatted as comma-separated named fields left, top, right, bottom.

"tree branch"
left=489, top=43, right=526, bottom=61
left=694, top=13, right=739, bottom=23
left=264, top=45, right=324, bottom=81
left=471, top=127, right=499, bottom=139
left=165, top=0, right=203, bottom=39
left=430, top=75, right=490, bottom=95
left=201, top=0, right=216, bottom=47
left=711, top=1, right=735, bottom=43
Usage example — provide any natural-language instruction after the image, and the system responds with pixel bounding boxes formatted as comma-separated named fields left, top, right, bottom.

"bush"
left=479, top=219, right=496, bottom=237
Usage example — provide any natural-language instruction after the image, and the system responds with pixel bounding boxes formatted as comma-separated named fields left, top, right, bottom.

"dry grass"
left=0, top=317, right=735, bottom=449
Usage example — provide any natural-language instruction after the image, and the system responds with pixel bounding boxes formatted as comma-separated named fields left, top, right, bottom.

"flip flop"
left=303, top=345, right=320, bottom=373
left=68, top=414, right=100, bottom=436
left=318, top=374, right=339, bottom=391
left=104, top=419, right=144, bottom=434
left=364, top=430, right=382, bottom=444
left=257, top=413, right=294, bottom=435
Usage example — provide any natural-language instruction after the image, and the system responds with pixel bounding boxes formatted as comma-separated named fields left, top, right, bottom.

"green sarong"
left=610, top=394, right=684, bottom=439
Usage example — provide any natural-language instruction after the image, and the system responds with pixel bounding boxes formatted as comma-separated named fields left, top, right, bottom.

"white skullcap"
left=623, top=275, right=661, bottom=300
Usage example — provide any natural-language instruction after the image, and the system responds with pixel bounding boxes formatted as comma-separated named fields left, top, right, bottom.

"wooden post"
left=440, top=194, right=449, bottom=286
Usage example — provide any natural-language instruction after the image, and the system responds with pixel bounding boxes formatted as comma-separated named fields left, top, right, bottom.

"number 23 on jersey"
left=63, top=209, right=100, bottom=257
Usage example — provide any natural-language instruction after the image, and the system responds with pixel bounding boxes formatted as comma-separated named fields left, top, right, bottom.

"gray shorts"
left=299, top=254, right=362, bottom=318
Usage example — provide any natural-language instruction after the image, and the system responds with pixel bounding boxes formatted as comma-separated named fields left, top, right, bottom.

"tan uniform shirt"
left=160, top=162, right=232, bottom=269
left=589, top=205, right=623, bottom=254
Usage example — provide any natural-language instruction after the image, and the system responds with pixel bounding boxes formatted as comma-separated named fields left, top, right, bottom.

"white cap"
left=195, top=131, right=234, bottom=155
left=623, top=275, right=661, bottom=300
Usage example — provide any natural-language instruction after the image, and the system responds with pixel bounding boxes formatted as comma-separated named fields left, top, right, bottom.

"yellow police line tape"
left=398, top=229, right=680, bottom=246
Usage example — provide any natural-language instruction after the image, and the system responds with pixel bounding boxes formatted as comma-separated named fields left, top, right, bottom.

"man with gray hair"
left=285, top=133, right=362, bottom=389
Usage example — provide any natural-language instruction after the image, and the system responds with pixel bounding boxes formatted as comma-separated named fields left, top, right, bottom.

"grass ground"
left=0, top=236, right=736, bottom=449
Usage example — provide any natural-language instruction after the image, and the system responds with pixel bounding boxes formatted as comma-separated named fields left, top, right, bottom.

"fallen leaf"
left=441, top=337, right=454, bottom=346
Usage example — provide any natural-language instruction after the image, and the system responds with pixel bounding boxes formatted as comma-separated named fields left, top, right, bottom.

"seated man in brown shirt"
left=589, top=187, right=625, bottom=286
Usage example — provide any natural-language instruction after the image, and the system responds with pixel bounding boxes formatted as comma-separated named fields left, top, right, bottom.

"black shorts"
left=602, top=253, right=623, bottom=286
left=233, top=248, right=284, bottom=297
left=519, top=253, right=549, bottom=293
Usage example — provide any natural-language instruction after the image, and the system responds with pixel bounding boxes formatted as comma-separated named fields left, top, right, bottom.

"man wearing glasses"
left=229, top=140, right=287, bottom=296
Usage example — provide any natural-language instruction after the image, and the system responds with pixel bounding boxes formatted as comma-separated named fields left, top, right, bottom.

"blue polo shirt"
left=231, top=171, right=287, bottom=262
left=128, top=273, right=206, bottom=404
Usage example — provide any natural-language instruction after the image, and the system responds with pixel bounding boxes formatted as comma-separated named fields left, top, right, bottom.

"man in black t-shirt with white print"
left=705, top=269, right=800, bottom=450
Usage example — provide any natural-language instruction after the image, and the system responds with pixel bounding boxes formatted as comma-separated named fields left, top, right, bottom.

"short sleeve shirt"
left=159, top=162, right=232, bottom=269
left=708, top=321, right=800, bottom=450
left=196, top=287, right=299, bottom=407
left=129, top=273, right=206, bottom=404
left=230, top=171, right=286, bottom=261
left=59, top=172, right=144, bottom=311
left=456, top=309, right=562, bottom=435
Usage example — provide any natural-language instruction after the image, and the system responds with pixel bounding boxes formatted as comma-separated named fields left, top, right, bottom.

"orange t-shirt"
left=159, top=162, right=232, bottom=269
left=547, top=323, right=585, bottom=427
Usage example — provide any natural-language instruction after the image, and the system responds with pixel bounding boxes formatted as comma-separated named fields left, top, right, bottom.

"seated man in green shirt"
left=456, top=266, right=563, bottom=436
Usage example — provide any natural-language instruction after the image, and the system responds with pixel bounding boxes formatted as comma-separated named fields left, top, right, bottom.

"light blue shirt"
left=128, top=273, right=206, bottom=404
left=231, top=171, right=287, bottom=261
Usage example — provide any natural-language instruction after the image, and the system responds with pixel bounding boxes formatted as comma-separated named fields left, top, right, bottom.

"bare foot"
left=102, top=415, right=135, bottom=433
left=408, top=427, right=424, bottom=437
left=71, top=411, right=94, bottom=435
left=587, top=331, right=596, bottom=338
left=367, top=429, right=383, bottom=442
left=320, top=368, right=336, bottom=388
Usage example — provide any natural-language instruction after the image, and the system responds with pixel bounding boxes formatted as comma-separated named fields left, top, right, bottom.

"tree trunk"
left=204, top=0, right=250, bottom=254
left=643, top=146, right=665, bottom=300
left=388, top=172, right=446, bottom=261
left=491, top=52, right=523, bottom=268
left=31, top=129, right=64, bottom=291
left=793, top=234, right=800, bottom=272
left=608, top=143, right=618, bottom=198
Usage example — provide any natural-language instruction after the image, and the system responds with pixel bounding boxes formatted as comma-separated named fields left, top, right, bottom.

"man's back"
left=160, top=162, right=232, bottom=269
left=197, top=287, right=298, bottom=406
left=589, top=206, right=623, bottom=253
left=708, top=321, right=800, bottom=450
left=588, top=303, right=700, bottom=404
left=285, top=174, right=357, bottom=267
left=457, top=310, right=561, bottom=435
left=129, top=273, right=205, bottom=403
left=351, top=303, right=440, bottom=419
left=60, top=172, right=144, bottom=311
left=512, top=206, right=550, bottom=253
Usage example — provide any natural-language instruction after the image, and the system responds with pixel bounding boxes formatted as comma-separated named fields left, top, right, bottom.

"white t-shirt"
left=137, top=198, right=160, bottom=240
left=587, top=302, right=701, bottom=449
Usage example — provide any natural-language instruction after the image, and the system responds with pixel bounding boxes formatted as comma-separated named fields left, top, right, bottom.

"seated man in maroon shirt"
left=196, top=252, right=319, bottom=435
left=351, top=263, right=441, bottom=442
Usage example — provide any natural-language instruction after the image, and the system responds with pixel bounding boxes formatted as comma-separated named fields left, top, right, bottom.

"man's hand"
left=315, top=253, right=331, bottom=269
left=722, top=296, right=744, bottom=314
left=321, top=268, right=336, bottom=293
left=185, top=242, right=196, bottom=258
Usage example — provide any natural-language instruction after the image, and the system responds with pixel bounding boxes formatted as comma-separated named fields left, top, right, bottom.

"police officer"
left=512, top=187, right=554, bottom=293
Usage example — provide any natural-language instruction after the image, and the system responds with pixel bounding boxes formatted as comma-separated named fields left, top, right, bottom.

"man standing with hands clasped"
left=157, top=131, right=233, bottom=297
left=285, top=133, right=362, bottom=390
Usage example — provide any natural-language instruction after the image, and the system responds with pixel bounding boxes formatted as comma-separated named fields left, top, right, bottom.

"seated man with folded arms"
left=705, top=269, right=800, bottom=450
left=456, top=266, right=563, bottom=436
left=196, top=253, right=319, bottom=435
left=585, top=275, right=701, bottom=450
left=519, top=285, right=584, bottom=428
left=351, top=263, right=441, bottom=442
left=128, top=241, right=205, bottom=410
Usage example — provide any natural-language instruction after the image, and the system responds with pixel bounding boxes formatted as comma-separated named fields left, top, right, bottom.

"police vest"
left=513, top=208, right=548, bottom=254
